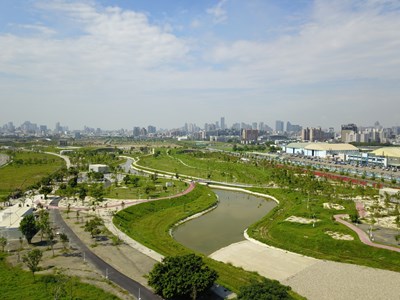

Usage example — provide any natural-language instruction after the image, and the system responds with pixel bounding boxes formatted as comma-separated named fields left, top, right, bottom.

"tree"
left=78, top=186, right=87, bottom=205
left=38, top=210, right=50, bottom=242
left=238, top=278, right=293, bottom=300
left=148, top=254, right=218, bottom=300
left=60, top=233, right=69, bottom=250
left=23, top=248, right=43, bottom=281
left=45, top=226, right=56, bottom=256
left=19, top=214, right=38, bottom=244
left=39, top=185, right=53, bottom=199
left=0, top=236, right=7, bottom=252
left=90, top=184, right=104, bottom=202
left=84, top=217, right=103, bottom=238
left=67, top=176, right=78, bottom=188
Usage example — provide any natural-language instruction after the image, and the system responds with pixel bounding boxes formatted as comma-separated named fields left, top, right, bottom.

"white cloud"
left=206, top=0, right=228, bottom=24
left=17, top=24, right=57, bottom=36
left=1, top=0, right=400, bottom=128
left=0, top=0, right=189, bottom=76
left=206, top=0, right=400, bottom=85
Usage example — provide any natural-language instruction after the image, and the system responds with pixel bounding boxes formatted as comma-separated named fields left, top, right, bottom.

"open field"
left=113, top=184, right=304, bottom=299
left=0, top=151, right=64, bottom=199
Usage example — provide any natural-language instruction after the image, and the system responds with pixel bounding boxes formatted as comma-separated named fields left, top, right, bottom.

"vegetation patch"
left=0, top=253, right=119, bottom=300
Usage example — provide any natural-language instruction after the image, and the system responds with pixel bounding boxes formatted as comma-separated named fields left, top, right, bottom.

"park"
left=0, top=141, right=399, bottom=299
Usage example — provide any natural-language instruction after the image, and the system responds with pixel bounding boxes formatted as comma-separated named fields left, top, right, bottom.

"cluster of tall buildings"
left=2, top=119, right=400, bottom=145
left=340, top=122, right=396, bottom=144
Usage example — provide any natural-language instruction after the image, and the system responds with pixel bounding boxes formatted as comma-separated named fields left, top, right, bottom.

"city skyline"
left=1, top=0, right=400, bottom=129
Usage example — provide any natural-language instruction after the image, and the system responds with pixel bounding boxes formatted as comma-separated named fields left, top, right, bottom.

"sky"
left=1, top=0, right=400, bottom=130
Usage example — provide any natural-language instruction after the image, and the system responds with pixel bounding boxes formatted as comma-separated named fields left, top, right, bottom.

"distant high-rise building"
left=275, top=120, right=284, bottom=132
left=220, top=117, right=225, bottom=130
left=55, top=122, right=60, bottom=133
left=140, top=127, right=147, bottom=136
left=252, top=122, right=257, bottom=130
left=241, top=129, right=258, bottom=144
left=301, top=127, right=325, bottom=142
left=147, top=125, right=156, bottom=134
left=133, top=126, right=141, bottom=137
left=341, top=124, right=358, bottom=142
left=286, top=121, right=302, bottom=133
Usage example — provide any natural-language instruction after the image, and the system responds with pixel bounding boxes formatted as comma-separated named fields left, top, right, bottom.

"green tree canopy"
left=148, top=254, right=218, bottom=300
left=23, top=248, right=43, bottom=281
left=238, top=278, right=293, bottom=300
left=19, top=214, right=38, bottom=244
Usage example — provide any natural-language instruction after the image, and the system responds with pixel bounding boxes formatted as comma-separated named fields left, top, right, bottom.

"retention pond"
left=172, top=189, right=277, bottom=255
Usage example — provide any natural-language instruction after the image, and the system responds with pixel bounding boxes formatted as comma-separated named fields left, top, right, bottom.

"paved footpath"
left=334, top=214, right=400, bottom=253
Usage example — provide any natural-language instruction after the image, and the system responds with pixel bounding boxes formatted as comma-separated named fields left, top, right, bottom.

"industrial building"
left=285, top=142, right=359, bottom=159
left=371, top=147, right=400, bottom=168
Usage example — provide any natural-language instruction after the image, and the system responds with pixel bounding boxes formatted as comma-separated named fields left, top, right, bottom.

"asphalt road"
left=49, top=198, right=162, bottom=300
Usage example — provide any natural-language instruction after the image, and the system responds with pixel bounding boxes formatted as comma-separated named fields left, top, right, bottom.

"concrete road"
left=49, top=198, right=161, bottom=300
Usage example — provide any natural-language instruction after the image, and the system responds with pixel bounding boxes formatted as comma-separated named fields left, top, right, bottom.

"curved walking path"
left=45, top=151, right=72, bottom=169
left=51, top=181, right=195, bottom=211
left=334, top=214, right=400, bottom=253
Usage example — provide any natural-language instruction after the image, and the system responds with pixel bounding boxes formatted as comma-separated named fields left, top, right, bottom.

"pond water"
left=172, top=189, right=277, bottom=255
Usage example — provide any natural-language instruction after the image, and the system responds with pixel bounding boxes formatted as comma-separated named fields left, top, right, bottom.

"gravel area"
left=63, top=213, right=157, bottom=288
left=284, top=260, right=400, bottom=300
left=210, top=239, right=400, bottom=300
left=0, top=154, right=10, bottom=167
left=210, top=240, right=318, bottom=281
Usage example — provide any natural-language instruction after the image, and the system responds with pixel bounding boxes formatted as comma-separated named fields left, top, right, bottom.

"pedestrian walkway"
left=334, top=214, right=400, bottom=252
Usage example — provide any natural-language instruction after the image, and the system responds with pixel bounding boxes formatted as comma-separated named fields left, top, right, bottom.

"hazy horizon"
left=1, top=0, right=400, bottom=130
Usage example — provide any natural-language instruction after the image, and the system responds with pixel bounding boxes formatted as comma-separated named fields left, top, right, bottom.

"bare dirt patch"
left=285, top=216, right=320, bottom=224
left=325, top=231, right=354, bottom=241
left=323, top=203, right=345, bottom=210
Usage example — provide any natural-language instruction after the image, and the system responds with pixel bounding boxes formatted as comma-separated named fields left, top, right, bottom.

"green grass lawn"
left=248, top=188, right=400, bottom=272
left=0, top=151, right=65, bottom=199
left=113, top=184, right=304, bottom=299
left=138, top=149, right=274, bottom=184
left=0, top=253, right=119, bottom=300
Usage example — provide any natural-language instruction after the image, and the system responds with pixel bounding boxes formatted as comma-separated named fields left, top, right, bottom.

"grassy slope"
left=113, top=185, right=304, bottom=299
left=0, top=152, right=64, bottom=198
left=139, top=149, right=272, bottom=184
left=248, top=188, right=400, bottom=272
left=0, top=254, right=119, bottom=300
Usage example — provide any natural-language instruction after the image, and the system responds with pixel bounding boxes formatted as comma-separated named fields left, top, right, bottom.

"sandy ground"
left=283, top=260, right=400, bottom=300
left=0, top=153, right=9, bottom=167
left=63, top=213, right=157, bottom=288
left=210, top=239, right=400, bottom=300
left=210, top=240, right=318, bottom=282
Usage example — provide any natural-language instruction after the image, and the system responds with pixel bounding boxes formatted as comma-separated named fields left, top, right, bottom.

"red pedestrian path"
left=48, top=181, right=196, bottom=211
left=334, top=214, right=400, bottom=253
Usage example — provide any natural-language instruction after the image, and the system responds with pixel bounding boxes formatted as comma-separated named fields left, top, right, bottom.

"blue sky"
left=1, top=0, right=400, bottom=130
